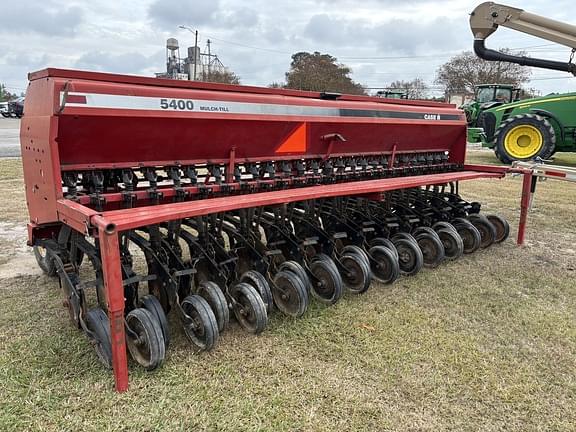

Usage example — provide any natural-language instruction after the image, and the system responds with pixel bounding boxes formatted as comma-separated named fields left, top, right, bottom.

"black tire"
left=340, top=253, right=372, bottom=294
left=309, top=259, right=344, bottom=305
left=278, top=260, right=311, bottom=292
left=230, top=283, right=268, bottom=334
left=368, top=238, right=399, bottom=262
left=272, top=270, right=309, bottom=317
left=436, top=228, right=464, bottom=260
left=181, top=295, right=219, bottom=351
left=485, top=214, right=510, bottom=243
left=196, top=281, right=230, bottom=333
left=412, top=226, right=441, bottom=241
left=367, top=245, right=400, bottom=284
left=494, top=114, right=556, bottom=164
left=125, top=308, right=165, bottom=370
left=391, top=232, right=418, bottom=247
left=240, top=270, right=274, bottom=313
left=393, top=239, right=423, bottom=276
left=432, top=221, right=458, bottom=235
left=341, top=244, right=371, bottom=268
left=85, top=308, right=112, bottom=369
left=414, top=233, right=445, bottom=268
left=467, top=215, right=496, bottom=249
left=34, top=246, right=57, bottom=276
left=452, top=222, right=481, bottom=254
left=138, top=294, right=170, bottom=349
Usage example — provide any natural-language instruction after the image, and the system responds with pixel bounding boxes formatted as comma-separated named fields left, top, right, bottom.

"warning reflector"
left=276, top=123, right=307, bottom=153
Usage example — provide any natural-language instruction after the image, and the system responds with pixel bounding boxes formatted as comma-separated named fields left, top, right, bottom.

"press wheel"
left=485, top=214, right=510, bottom=243
left=85, top=307, right=112, bottom=369
left=197, top=281, right=230, bottom=333
left=272, top=270, right=309, bottom=317
left=452, top=222, right=481, bottom=254
left=309, top=259, right=344, bottom=305
left=240, top=270, right=274, bottom=313
left=278, top=260, right=311, bottom=292
left=436, top=228, right=464, bottom=260
left=230, top=283, right=268, bottom=334
left=394, top=238, right=423, bottom=276
left=467, top=215, right=496, bottom=248
left=368, top=245, right=400, bottom=284
left=125, top=308, right=166, bottom=370
left=340, top=253, right=372, bottom=294
left=138, top=294, right=170, bottom=349
left=181, top=295, right=219, bottom=351
left=415, top=233, right=445, bottom=268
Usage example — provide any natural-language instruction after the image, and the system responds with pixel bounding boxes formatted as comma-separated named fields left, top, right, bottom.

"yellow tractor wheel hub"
left=503, top=125, right=543, bottom=159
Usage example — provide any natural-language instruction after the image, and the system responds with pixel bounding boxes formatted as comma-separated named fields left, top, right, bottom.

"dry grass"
left=0, top=152, right=575, bottom=431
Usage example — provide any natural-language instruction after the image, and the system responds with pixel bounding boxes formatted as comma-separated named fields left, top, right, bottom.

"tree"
left=435, top=50, right=531, bottom=95
left=387, top=78, right=428, bottom=99
left=0, top=84, right=14, bottom=102
left=202, top=70, right=241, bottom=85
left=283, top=51, right=366, bottom=95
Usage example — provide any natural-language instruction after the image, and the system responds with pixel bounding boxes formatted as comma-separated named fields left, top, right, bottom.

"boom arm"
left=470, top=2, right=576, bottom=75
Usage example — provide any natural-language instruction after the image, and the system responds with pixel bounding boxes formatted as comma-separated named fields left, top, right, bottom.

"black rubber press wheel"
left=393, top=239, right=423, bottom=276
left=468, top=215, right=496, bottom=249
left=85, top=307, right=113, bottom=369
left=279, top=260, right=311, bottom=292
left=138, top=294, right=170, bottom=349
left=340, top=253, right=372, bottom=294
left=125, top=308, right=165, bottom=370
left=181, top=295, right=219, bottom=351
left=197, top=281, right=229, bottom=333
left=231, top=283, right=268, bottom=334
left=309, top=259, right=344, bottom=305
left=485, top=214, right=510, bottom=243
left=272, top=270, right=308, bottom=317
left=240, top=270, right=274, bottom=313
left=415, top=233, right=445, bottom=268
left=436, top=228, right=464, bottom=260
left=34, top=246, right=56, bottom=276
left=368, top=245, right=399, bottom=284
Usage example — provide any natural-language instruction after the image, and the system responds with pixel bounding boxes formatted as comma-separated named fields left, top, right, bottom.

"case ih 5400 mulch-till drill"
left=20, top=68, right=534, bottom=392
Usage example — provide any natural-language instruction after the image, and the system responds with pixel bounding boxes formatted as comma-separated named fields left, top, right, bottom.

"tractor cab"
left=475, top=84, right=520, bottom=106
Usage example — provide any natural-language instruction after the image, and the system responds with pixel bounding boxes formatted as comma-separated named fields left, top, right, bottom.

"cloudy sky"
left=1, top=0, right=575, bottom=97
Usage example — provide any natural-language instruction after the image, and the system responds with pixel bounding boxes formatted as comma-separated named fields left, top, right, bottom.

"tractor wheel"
left=494, top=114, right=555, bottom=164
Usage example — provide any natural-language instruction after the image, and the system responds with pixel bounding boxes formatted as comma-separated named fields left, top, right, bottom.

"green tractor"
left=461, top=84, right=520, bottom=142
left=476, top=92, right=576, bottom=163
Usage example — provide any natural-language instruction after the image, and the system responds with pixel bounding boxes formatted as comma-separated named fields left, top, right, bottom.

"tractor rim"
left=504, top=125, right=543, bottom=159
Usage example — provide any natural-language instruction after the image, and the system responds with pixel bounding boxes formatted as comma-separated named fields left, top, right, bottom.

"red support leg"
left=98, top=227, right=129, bottom=392
left=517, top=171, right=534, bottom=246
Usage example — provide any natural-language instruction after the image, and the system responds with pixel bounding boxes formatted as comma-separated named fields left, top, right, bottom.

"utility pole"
left=193, top=29, right=198, bottom=81
left=207, top=39, right=211, bottom=81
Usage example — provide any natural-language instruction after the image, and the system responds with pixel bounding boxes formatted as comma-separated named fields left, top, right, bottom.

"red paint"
left=517, top=171, right=533, bottom=246
left=276, top=123, right=307, bottom=153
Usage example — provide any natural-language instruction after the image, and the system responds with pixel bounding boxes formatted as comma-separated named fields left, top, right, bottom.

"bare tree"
left=387, top=78, right=428, bottom=99
left=282, top=52, right=366, bottom=95
left=435, top=50, right=531, bottom=94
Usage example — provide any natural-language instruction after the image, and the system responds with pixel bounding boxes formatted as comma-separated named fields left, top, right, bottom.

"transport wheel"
left=452, top=222, right=481, bottom=254
left=467, top=215, right=496, bottom=249
left=34, top=246, right=56, bottom=276
left=394, top=239, right=423, bottom=276
left=309, top=259, right=344, bottom=305
left=485, top=214, right=510, bottom=243
left=279, top=260, right=311, bottom=292
left=85, top=308, right=113, bottom=369
left=340, top=253, right=371, bottom=294
left=138, top=294, right=170, bottom=349
left=412, top=226, right=441, bottom=241
left=368, top=238, right=399, bottom=262
left=432, top=221, right=458, bottom=235
left=368, top=245, right=400, bottom=284
left=125, top=308, right=165, bottom=371
left=230, top=283, right=268, bottom=334
left=272, top=270, right=308, bottom=317
left=391, top=232, right=418, bottom=247
left=436, top=228, right=464, bottom=260
left=197, top=281, right=230, bottom=333
left=341, top=244, right=371, bottom=269
left=181, top=295, right=219, bottom=351
left=415, top=233, right=445, bottom=268
left=494, top=114, right=555, bottom=164
left=240, top=270, right=274, bottom=313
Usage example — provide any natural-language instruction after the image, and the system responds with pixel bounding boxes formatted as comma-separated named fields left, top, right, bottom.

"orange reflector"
left=276, top=123, right=307, bottom=153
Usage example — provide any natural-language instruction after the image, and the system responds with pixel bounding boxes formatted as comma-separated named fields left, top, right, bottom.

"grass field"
left=0, top=151, right=575, bottom=431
